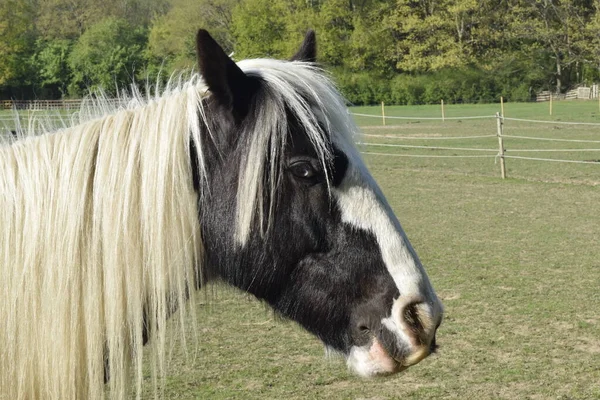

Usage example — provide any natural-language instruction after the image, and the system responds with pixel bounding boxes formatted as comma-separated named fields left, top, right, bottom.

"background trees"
left=67, top=18, right=147, bottom=96
left=3, top=0, right=600, bottom=104
left=0, top=0, right=37, bottom=98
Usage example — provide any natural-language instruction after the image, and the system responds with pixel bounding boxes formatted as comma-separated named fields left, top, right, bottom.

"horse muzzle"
left=347, top=295, right=442, bottom=377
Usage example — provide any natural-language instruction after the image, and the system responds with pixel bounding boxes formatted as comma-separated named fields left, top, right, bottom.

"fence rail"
left=358, top=142, right=498, bottom=153
left=352, top=112, right=495, bottom=121
left=0, top=99, right=127, bottom=110
left=362, top=133, right=496, bottom=140
left=1, top=100, right=85, bottom=110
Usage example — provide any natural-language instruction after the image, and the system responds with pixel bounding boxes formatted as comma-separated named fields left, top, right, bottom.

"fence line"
left=0, top=116, right=66, bottom=121
left=1, top=99, right=83, bottom=110
left=502, top=134, right=600, bottom=143
left=351, top=112, right=495, bottom=121
left=362, top=152, right=497, bottom=159
left=358, top=142, right=499, bottom=152
left=362, top=133, right=496, bottom=140
left=352, top=111, right=600, bottom=126
left=358, top=112, right=600, bottom=178
left=502, top=155, right=600, bottom=164
left=505, top=148, right=600, bottom=152
left=502, top=117, right=600, bottom=126
left=0, top=99, right=125, bottom=111
left=4, top=106, right=600, bottom=177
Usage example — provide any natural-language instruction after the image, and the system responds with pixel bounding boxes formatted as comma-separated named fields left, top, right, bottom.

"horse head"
left=195, top=30, right=444, bottom=377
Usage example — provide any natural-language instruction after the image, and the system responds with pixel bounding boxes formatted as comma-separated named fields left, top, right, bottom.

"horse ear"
left=196, top=29, right=257, bottom=119
left=291, top=30, right=317, bottom=62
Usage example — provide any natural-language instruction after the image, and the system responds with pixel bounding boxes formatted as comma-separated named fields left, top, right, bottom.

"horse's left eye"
left=289, top=161, right=318, bottom=180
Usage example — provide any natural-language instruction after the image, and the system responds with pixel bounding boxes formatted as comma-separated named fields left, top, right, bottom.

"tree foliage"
left=4, top=0, right=600, bottom=103
left=147, top=0, right=239, bottom=72
left=68, top=17, right=147, bottom=96
left=0, top=0, right=36, bottom=92
left=231, top=0, right=289, bottom=58
left=31, top=38, right=72, bottom=97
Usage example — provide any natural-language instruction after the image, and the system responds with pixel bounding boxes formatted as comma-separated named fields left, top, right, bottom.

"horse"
left=0, top=30, right=443, bottom=399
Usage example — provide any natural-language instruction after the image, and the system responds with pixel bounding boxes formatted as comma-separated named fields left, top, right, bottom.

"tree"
left=508, top=0, right=593, bottom=92
left=36, top=0, right=107, bottom=40
left=147, top=0, right=239, bottom=72
left=36, top=0, right=169, bottom=40
left=312, top=0, right=354, bottom=66
left=231, top=0, right=289, bottom=58
left=31, top=38, right=73, bottom=98
left=576, top=0, right=600, bottom=82
left=388, top=0, right=480, bottom=72
left=347, top=1, right=397, bottom=73
left=68, top=17, right=147, bottom=96
left=0, top=0, right=37, bottom=96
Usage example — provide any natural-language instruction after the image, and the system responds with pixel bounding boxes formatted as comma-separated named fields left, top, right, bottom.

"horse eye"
left=289, top=161, right=317, bottom=180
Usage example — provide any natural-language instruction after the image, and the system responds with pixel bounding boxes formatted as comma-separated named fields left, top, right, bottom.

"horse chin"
left=346, top=338, right=407, bottom=377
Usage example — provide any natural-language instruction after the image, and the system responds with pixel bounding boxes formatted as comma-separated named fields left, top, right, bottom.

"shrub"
left=68, top=18, right=147, bottom=97
left=332, top=67, right=539, bottom=106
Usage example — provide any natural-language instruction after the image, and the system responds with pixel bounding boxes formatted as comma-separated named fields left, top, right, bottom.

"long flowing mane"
left=0, top=60, right=358, bottom=399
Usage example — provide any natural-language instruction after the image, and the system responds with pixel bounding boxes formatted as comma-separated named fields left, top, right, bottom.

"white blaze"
left=333, top=145, right=443, bottom=376
left=332, top=150, right=437, bottom=301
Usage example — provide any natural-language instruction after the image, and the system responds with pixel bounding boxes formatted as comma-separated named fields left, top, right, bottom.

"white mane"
left=0, top=59, right=358, bottom=399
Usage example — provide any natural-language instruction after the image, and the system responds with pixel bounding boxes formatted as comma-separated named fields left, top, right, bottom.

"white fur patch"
left=332, top=157, right=436, bottom=300
left=332, top=144, right=443, bottom=368
left=347, top=338, right=400, bottom=377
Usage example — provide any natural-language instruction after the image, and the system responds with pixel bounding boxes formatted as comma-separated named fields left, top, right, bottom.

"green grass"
left=143, top=169, right=600, bottom=399
left=130, top=102, right=600, bottom=398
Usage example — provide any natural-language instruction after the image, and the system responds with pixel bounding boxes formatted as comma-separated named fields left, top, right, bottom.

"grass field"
left=5, top=100, right=600, bottom=398
left=129, top=101, right=600, bottom=398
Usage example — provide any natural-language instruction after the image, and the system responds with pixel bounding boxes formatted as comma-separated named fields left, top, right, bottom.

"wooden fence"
left=536, top=85, right=598, bottom=102
left=0, top=100, right=85, bottom=110
left=1, top=99, right=126, bottom=110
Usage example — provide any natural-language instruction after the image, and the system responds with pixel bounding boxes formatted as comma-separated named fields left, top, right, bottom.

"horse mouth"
left=345, top=337, right=405, bottom=377
left=346, top=333, right=435, bottom=377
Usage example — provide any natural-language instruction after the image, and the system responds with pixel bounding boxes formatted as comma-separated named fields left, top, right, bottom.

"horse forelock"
left=233, top=59, right=360, bottom=245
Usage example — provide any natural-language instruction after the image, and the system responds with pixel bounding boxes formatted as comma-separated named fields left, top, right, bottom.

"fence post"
left=381, top=101, right=386, bottom=126
left=441, top=99, right=445, bottom=122
left=500, top=96, right=505, bottom=117
left=496, top=112, right=506, bottom=179
left=549, top=93, right=553, bottom=116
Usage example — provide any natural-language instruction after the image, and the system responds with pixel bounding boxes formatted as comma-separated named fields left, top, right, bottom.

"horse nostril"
left=358, top=324, right=370, bottom=334
left=402, top=301, right=424, bottom=337
left=397, top=297, right=439, bottom=348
